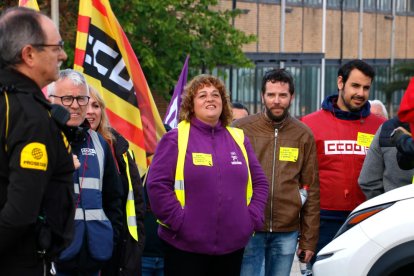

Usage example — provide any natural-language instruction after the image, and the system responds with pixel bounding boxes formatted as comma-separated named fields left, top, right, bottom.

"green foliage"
left=382, top=62, right=414, bottom=95
left=1, top=0, right=255, bottom=98
left=379, top=62, right=414, bottom=116
left=112, top=0, right=255, bottom=96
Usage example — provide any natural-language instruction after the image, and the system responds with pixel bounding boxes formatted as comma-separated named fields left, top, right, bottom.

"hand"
left=393, top=126, right=411, bottom=136
left=391, top=127, right=411, bottom=144
left=73, top=154, right=81, bottom=169
left=297, top=248, right=314, bottom=263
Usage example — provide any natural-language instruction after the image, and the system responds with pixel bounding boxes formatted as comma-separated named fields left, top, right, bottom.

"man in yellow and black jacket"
left=0, top=7, right=75, bottom=275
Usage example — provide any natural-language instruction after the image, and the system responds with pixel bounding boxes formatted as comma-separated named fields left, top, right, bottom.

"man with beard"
left=233, top=69, right=320, bottom=276
left=301, top=59, right=386, bottom=264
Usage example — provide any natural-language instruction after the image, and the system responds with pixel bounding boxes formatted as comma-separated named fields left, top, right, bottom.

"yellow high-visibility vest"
left=175, top=120, right=252, bottom=208
left=123, top=150, right=138, bottom=241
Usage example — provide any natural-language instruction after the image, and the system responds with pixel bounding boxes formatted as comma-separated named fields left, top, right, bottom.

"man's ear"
left=20, top=45, right=36, bottom=67
left=337, top=76, right=344, bottom=90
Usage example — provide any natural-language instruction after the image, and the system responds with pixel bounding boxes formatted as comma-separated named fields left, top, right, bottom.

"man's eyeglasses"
left=49, top=95, right=90, bottom=106
left=32, top=41, right=64, bottom=52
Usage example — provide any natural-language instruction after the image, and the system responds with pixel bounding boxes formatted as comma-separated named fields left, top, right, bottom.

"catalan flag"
left=74, top=0, right=165, bottom=173
left=18, top=0, right=39, bottom=10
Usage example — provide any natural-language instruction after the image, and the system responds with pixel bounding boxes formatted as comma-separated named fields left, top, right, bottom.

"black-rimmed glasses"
left=32, top=41, right=64, bottom=51
left=49, top=95, right=90, bottom=106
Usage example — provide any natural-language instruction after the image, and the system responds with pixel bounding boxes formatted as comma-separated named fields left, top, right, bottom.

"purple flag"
left=164, top=55, right=189, bottom=129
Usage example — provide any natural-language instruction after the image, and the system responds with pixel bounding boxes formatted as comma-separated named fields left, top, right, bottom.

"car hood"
left=354, top=184, right=414, bottom=213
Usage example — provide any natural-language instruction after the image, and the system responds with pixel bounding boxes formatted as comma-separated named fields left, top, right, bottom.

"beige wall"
left=222, top=0, right=414, bottom=60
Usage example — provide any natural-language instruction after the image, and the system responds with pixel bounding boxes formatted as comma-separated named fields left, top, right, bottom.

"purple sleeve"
left=146, top=130, right=185, bottom=232
left=244, top=136, right=269, bottom=231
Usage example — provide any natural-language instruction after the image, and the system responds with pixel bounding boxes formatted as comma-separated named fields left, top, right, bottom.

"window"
left=304, top=0, right=322, bottom=6
left=364, top=0, right=376, bottom=11
left=377, top=0, right=391, bottom=11
left=327, top=0, right=341, bottom=9
left=344, top=0, right=358, bottom=9
left=396, top=0, right=408, bottom=13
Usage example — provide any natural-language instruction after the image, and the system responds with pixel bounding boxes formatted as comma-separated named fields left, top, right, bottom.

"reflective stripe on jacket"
left=123, top=150, right=138, bottom=241
left=60, top=130, right=113, bottom=262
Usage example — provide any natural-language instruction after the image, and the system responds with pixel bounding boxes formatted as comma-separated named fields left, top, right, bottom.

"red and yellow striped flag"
left=18, top=0, right=40, bottom=10
left=74, top=0, right=165, bottom=173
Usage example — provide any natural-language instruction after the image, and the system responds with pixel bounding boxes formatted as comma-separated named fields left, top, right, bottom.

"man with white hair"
left=369, top=99, right=388, bottom=119
left=48, top=69, right=123, bottom=275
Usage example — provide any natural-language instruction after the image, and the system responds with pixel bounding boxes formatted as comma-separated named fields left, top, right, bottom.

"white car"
left=313, top=184, right=414, bottom=276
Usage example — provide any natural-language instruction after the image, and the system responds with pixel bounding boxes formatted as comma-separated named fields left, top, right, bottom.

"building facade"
left=214, top=0, right=414, bottom=117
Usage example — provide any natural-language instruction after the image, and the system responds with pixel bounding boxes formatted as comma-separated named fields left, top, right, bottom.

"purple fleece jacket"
left=147, top=118, right=268, bottom=255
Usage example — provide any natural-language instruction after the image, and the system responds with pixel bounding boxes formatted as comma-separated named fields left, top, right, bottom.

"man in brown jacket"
left=233, top=69, right=319, bottom=276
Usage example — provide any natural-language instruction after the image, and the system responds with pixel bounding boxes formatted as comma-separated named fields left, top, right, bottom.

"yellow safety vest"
left=175, top=120, right=253, bottom=208
left=123, top=150, right=138, bottom=241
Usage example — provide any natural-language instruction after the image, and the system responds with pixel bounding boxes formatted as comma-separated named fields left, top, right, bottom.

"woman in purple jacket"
left=147, top=74, right=268, bottom=276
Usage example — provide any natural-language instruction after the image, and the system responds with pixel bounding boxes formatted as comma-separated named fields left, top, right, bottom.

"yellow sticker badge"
left=20, top=142, right=48, bottom=171
left=357, top=132, right=375, bottom=147
left=279, top=147, right=299, bottom=162
left=192, top=153, right=213, bottom=166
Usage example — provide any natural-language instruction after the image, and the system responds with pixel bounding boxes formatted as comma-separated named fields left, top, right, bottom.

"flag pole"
left=51, top=0, right=59, bottom=28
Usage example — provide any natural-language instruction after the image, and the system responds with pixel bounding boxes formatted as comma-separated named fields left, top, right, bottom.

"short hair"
left=47, top=69, right=88, bottom=96
left=88, top=85, right=115, bottom=145
left=0, top=7, right=46, bottom=68
left=338, top=59, right=375, bottom=85
left=231, top=102, right=249, bottom=115
left=179, top=74, right=232, bottom=126
left=369, top=99, right=388, bottom=119
left=261, top=68, right=295, bottom=95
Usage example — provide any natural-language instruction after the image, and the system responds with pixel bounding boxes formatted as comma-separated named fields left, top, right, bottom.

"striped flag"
left=164, top=55, right=189, bottom=129
left=74, top=0, right=165, bottom=173
left=18, top=0, right=39, bottom=10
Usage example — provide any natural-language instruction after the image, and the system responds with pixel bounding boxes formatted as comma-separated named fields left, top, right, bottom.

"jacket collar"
left=190, top=117, right=224, bottom=133
left=63, top=119, right=91, bottom=144
left=260, top=111, right=292, bottom=130
left=111, top=128, right=129, bottom=156
left=0, top=68, right=42, bottom=95
left=322, top=94, right=371, bottom=120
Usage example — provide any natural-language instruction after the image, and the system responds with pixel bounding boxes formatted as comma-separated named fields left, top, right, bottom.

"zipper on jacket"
left=270, top=128, right=278, bottom=232
left=212, top=127, right=220, bottom=253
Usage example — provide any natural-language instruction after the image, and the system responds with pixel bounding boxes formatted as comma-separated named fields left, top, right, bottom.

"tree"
left=2, top=0, right=255, bottom=97
left=382, top=62, right=414, bottom=116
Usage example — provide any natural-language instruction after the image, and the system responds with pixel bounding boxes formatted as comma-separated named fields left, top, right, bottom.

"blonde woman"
left=86, top=85, right=145, bottom=276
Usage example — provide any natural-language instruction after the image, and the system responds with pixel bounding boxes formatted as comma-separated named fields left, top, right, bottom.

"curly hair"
left=88, top=85, right=115, bottom=145
left=179, top=74, right=232, bottom=126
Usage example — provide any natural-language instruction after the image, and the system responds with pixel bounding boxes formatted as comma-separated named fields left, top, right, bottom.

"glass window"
left=230, top=68, right=258, bottom=114
left=364, top=0, right=376, bottom=11
left=324, top=65, right=339, bottom=98
left=304, top=0, right=322, bottom=6
left=284, top=66, right=320, bottom=117
left=327, top=0, right=341, bottom=8
left=344, top=0, right=359, bottom=9
left=396, top=0, right=407, bottom=12
left=377, top=0, right=391, bottom=11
